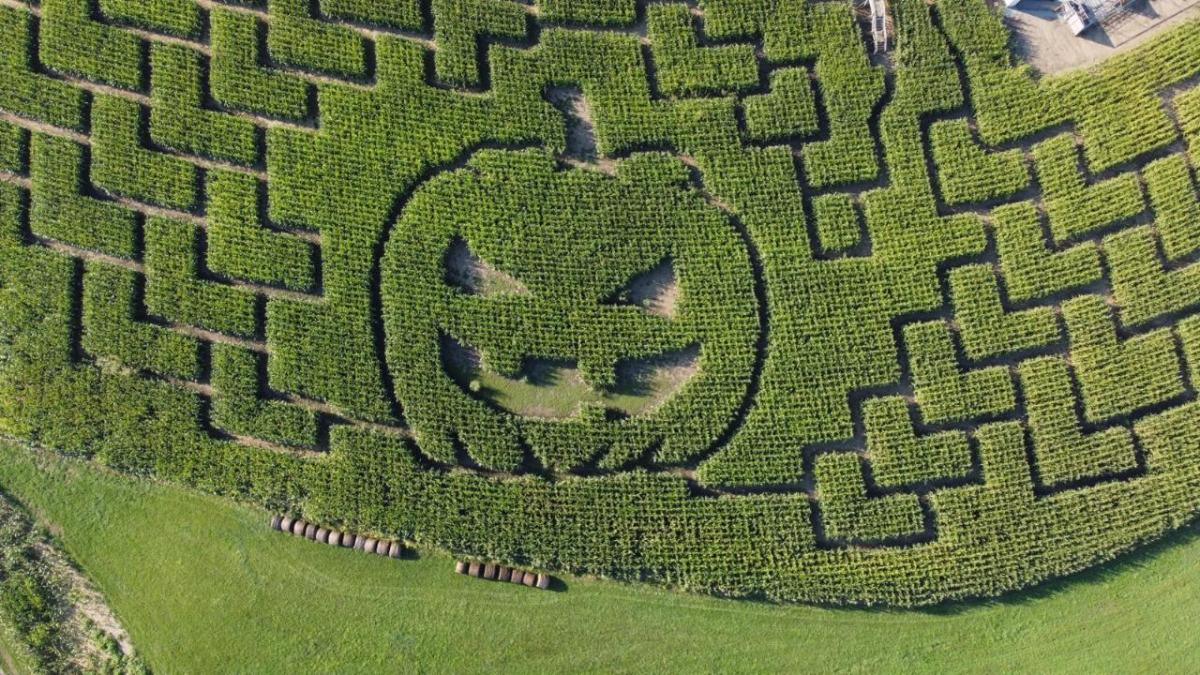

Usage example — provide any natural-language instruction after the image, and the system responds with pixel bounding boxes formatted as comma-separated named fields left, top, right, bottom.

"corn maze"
left=3, top=0, right=1200, bottom=606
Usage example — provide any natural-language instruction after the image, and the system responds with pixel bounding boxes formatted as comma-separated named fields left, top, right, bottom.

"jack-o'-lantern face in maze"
left=381, top=150, right=760, bottom=472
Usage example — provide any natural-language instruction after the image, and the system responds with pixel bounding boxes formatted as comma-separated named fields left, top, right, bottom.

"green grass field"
left=0, top=442, right=1195, bottom=673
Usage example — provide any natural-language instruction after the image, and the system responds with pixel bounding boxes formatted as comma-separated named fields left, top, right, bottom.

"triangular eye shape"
left=604, top=257, right=679, bottom=318
left=443, top=236, right=529, bottom=297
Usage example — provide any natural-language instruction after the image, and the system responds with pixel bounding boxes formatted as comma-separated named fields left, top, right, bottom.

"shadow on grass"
left=916, top=516, right=1200, bottom=616
left=795, top=515, right=1200, bottom=617
left=685, top=515, right=1200, bottom=616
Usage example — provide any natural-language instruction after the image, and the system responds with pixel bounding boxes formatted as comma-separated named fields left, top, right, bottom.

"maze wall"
left=4, top=0, right=1200, bottom=605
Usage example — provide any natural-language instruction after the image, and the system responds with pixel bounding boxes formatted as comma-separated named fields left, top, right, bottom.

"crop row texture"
left=4, top=0, right=1200, bottom=606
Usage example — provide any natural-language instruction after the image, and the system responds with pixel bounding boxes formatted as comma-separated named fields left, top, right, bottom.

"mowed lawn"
left=0, top=442, right=1196, bottom=673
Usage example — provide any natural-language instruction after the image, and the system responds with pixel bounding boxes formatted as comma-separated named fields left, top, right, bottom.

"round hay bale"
left=280, top=516, right=295, bottom=533
left=536, top=573, right=550, bottom=590
left=337, top=531, right=351, bottom=547
left=496, top=566, right=511, bottom=582
left=291, top=519, right=307, bottom=536
left=522, top=571, right=537, bottom=587
left=455, top=560, right=467, bottom=575
left=376, top=540, right=392, bottom=557
left=363, top=538, right=377, bottom=554
left=388, top=541, right=403, bottom=558
left=270, top=514, right=282, bottom=531
left=304, top=523, right=318, bottom=540
left=326, top=530, right=342, bottom=546
left=315, top=527, right=328, bottom=543
left=509, top=569, right=525, bottom=585
left=482, top=563, right=496, bottom=580
left=353, top=535, right=366, bottom=551
left=468, top=561, right=481, bottom=577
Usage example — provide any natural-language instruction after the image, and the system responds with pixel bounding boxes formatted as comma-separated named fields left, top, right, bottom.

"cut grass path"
left=0, top=441, right=1196, bottom=673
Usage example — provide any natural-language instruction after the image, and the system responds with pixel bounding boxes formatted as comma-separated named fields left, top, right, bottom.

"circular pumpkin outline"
left=379, top=149, right=765, bottom=473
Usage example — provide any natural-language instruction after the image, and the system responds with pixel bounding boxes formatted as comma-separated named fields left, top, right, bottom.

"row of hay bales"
left=270, top=514, right=404, bottom=558
left=455, top=560, right=552, bottom=589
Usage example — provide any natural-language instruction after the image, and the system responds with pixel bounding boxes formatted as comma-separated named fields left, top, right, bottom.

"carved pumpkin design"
left=381, top=150, right=760, bottom=472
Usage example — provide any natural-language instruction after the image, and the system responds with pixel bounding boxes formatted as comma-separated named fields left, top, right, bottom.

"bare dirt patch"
left=621, top=258, right=680, bottom=319
left=443, top=237, right=530, bottom=296
left=0, top=486, right=140, bottom=673
left=613, top=345, right=700, bottom=414
left=545, top=85, right=619, bottom=173
left=546, top=85, right=598, bottom=160
left=32, top=541, right=136, bottom=665
left=1005, top=0, right=1200, bottom=74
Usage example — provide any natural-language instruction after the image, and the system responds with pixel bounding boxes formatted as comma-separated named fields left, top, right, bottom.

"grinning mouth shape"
left=441, top=333, right=700, bottom=421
